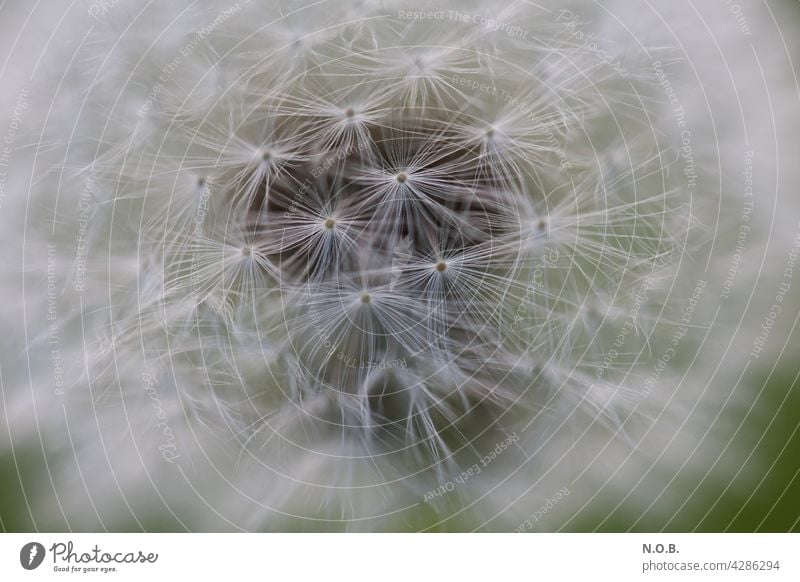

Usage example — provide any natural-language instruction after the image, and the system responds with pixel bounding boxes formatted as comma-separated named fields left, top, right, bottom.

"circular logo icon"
left=20, top=542, right=46, bottom=570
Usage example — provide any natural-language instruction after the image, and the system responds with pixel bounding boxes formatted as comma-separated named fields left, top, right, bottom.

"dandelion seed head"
left=24, top=0, right=738, bottom=531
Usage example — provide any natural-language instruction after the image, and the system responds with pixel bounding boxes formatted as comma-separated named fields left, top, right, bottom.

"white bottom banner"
left=1, top=534, right=797, bottom=581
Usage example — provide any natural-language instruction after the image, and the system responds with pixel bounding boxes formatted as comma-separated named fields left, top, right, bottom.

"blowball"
left=10, top=0, right=749, bottom=532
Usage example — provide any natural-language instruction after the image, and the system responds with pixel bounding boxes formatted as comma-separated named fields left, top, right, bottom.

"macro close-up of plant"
left=1, top=0, right=799, bottom=534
